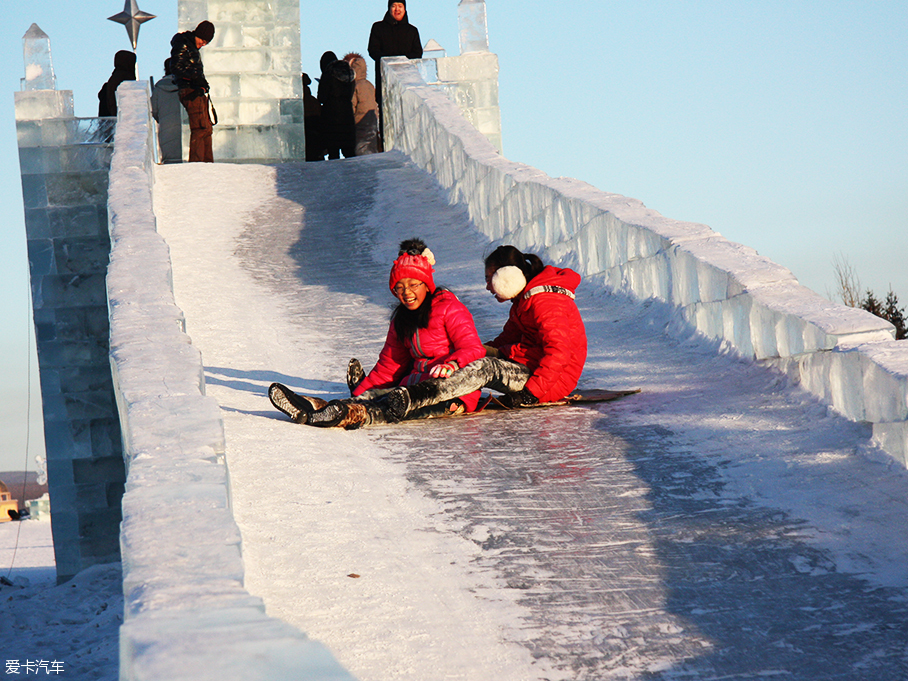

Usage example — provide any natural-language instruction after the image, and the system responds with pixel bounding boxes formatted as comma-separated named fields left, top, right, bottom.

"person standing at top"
left=170, top=20, right=215, bottom=163
left=317, top=51, right=356, bottom=160
left=368, top=1, right=422, bottom=144
left=302, top=73, right=325, bottom=161
left=344, top=53, right=380, bottom=156
left=151, top=59, right=183, bottom=164
left=97, top=50, right=136, bottom=117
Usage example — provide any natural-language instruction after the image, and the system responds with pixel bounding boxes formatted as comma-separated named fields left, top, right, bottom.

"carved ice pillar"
left=14, top=24, right=124, bottom=583
left=458, top=0, right=489, bottom=53
left=178, top=0, right=305, bottom=162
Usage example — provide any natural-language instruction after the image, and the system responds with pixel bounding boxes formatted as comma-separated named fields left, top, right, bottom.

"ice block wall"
left=14, top=24, right=124, bottom=583
left=178, top=0, right=305, bottom=162
left=110, top=81, right=356, bottom=681
left=382, top=57, right=908, bottom=467
left=409, top=0, right=501, bottom=153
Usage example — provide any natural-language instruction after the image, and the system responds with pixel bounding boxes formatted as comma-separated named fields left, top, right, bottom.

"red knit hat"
left=389, top=253, right=435, bottom=293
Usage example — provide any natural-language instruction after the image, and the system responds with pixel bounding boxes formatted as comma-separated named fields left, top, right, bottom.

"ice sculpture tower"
left=15, top=25, right=124, bottom=583
left=416, top=0, right=502, bottom=152
left=178, top=0, right=304, bottom=161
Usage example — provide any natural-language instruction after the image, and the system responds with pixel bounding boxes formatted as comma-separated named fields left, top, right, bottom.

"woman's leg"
left=387, top=358, right=530, bottom=419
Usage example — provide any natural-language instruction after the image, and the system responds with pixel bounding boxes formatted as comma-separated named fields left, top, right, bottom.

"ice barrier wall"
left=108, top=82, right=355, bottom=681
left=382, top=57, right=908, bottom=467
left=15, top=23, right=124, bottom=584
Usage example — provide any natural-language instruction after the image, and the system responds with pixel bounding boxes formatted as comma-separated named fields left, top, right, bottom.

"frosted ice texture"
left=22, top=24, right=56, bottom=91
left=457, top=0, right=489, bottom=54
left=108, top=82, right=353, bottom=680
left=413, top=50, right=502, bottom=152
left=381, top=57, right=908, bottom=467
left=178, top=0, right=304, bottom=161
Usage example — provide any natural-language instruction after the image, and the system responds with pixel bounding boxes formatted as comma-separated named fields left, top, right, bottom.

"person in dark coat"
left=302, top=73, right=325, bottom=161
left=170, top=20, right=215, bottom=163
left=368, top=1, right=423, bottom=144
left=151, top=59, right=183, bottom=163
left=316, top=51, right=355, bottom=160
left=97, top=50, right=137, bottom=117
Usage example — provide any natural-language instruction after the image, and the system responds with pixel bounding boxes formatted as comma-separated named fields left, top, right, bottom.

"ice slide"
left=153, top=153, right=908, bottom=681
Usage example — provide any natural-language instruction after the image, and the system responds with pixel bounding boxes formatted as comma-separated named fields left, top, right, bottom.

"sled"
left=473, top=387, right=641, bottom=413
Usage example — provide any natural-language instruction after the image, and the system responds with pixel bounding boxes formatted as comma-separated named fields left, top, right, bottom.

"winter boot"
left=269, top=383, right=325, bottom=423
left=307, top=400, right=351, bottom=427
left=385, top=381, right=443, bottom=421
left=347, top=358, right=366, bottom=395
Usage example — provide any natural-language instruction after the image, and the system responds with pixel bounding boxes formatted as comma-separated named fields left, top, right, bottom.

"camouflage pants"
left=403, top=357, right=531, bottom=413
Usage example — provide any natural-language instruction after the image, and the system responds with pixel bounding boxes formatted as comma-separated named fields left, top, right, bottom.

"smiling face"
left=390, top=2, right=406, bottom=21
left=393, top=277, right=428, bottom=310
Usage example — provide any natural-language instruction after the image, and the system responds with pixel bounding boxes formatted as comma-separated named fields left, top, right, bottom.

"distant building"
left=0, top=480, right=19, bottom=522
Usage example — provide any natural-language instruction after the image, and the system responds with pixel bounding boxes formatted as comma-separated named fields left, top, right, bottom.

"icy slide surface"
left=154, top=153, right=908, bottom=681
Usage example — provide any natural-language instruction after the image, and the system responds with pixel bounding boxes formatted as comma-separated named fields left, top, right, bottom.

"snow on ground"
left=0, top=519, right=121, bottom=679
left=154, top=153, right=908, bottom=680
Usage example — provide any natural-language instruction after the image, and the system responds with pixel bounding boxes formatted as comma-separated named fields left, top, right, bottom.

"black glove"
left=500, top=387, right=539, bottom=409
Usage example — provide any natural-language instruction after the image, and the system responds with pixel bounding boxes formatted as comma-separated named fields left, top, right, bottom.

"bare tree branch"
left=831, top=252, right=862, bottom=308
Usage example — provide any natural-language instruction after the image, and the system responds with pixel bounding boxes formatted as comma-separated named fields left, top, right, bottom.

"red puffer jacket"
left=487, top=266, right=587, bottom=402
left=353, top=289, right=486, bottom=410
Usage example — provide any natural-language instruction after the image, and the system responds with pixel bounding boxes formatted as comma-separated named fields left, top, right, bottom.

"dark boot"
left=385, top=381, right=443, bottom=421
left=269, top=383, right=319, bottom=423
left=307, top=400, right=351, bottom=427
left=346, top=358, right=365, bottom=395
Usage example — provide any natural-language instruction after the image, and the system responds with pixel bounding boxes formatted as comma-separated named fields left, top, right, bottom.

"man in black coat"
left=170, top=20, right=215, bottom=162
left=368, top=1, right=422, bottom=144
left=97, top=50, right=137, bottom=118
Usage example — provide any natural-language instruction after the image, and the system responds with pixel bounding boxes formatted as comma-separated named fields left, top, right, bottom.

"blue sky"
left=0, top=0, right=905, bottom=470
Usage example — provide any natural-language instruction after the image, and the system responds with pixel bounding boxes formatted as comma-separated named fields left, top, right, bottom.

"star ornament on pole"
left=108, top=0, right=156, bottom=50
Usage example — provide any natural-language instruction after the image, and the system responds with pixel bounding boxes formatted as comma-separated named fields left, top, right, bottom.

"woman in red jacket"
left=384, top=245, right=588, bottom=419
left=268, top=239, right=485, bottom=428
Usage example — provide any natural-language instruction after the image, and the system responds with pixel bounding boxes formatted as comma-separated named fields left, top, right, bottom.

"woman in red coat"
left=269, top=239, right=485, bottom=428
left=384, top=245, right=588, bottom=419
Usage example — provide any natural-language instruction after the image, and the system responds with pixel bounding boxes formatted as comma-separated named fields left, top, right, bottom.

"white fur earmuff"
left=490, top=265, right=527, bottom=300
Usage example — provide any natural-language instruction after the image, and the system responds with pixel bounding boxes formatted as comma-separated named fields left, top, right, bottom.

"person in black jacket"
left=317, top=51, right=356, bottom=160
left=170, top=20, right=215, bottom=162
left=97, top=50, right=137, bottom=118
left=368, top=1, right=422, bottom=145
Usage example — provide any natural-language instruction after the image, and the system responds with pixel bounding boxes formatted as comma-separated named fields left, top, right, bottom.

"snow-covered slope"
left=148, top=156, right=908, bottom=680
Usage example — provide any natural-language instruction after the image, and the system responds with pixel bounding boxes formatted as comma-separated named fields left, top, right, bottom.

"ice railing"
left=107, top=81, right=355, bottom=681
left=382, top=57, right=908, bottom=467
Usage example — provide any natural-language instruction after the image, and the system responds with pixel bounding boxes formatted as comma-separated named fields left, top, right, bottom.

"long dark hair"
left=484, top=245, right=545, bottom=281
